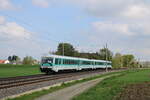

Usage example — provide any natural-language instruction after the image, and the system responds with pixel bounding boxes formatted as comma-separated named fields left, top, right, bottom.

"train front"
left=40, top=57, right=54, bottom=74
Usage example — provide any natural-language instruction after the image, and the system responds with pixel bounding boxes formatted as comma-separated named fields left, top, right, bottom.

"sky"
left=0, top=0, right=150, bottom=61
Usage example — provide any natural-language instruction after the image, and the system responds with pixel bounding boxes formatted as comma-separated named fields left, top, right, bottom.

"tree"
left=12, top=55, right=17, bottom=61
left=55, top=43, right=78, bottom=57
left=8, top=56, right=12, bottom=62
left=54, top=43, right=138, bottom=68
left=15, top=57, right=21, bottom=64
left=122, top=54, right=134, bottom=67
left=8, top=55, right=20, bottom=64
left=99, top=48, right=113, bottom=61
left=112, top=53, right=123, bottom=68
left=78, top=52, right=101, bottom=60
left=23, top=56, right=35, bottom=65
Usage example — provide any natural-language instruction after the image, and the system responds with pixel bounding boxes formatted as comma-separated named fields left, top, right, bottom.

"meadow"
left=73, top=69, right=150, bottom=100
left=0, top=64, right=41, bottom=78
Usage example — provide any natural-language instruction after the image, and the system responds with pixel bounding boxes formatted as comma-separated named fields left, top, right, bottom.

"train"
left=40, top=55, right=112, bottom=74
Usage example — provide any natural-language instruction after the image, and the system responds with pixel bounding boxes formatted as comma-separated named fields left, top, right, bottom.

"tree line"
left=8, top=55, right=38, bottom=65
left=7, top=43, right=141, bottom=68
left=54, top=43, right=141, bottom=68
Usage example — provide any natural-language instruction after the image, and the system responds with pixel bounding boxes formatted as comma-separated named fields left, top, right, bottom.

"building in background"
left=140, top=61, right=150, bottom=68
left=0, top=60, right=10, bottom=64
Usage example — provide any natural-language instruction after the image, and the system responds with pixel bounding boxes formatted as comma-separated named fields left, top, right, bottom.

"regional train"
left=40, top=55, right=112, bottom=74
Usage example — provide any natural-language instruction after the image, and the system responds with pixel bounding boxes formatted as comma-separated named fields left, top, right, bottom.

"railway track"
left=0, top=69, right=108, bottom=90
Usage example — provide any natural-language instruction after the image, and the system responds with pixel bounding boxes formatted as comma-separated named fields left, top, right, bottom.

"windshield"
left=42, top=57, right=53, bottom=64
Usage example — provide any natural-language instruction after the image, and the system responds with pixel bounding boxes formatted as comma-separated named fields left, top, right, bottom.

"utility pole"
left=138, top=58, right=140, bottom=68
left=105, top=43, right=108, bottom=72
left=62, top=43, right=64, bottom=56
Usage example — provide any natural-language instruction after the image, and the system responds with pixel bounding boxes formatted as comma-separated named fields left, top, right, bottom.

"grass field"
left=0, top=64, right=41, bottom=78
left=73, top=69, right=150, bottom=100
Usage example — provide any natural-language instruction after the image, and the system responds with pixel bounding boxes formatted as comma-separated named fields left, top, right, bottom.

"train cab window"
left=42, top=57, right=53, bottom=64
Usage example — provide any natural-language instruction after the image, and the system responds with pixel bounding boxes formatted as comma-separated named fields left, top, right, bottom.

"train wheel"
left=46, top=71, right=55, bottom=75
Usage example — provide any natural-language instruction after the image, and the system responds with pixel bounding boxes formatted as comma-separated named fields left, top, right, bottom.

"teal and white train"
left=40, top=55, right=112, bottom=74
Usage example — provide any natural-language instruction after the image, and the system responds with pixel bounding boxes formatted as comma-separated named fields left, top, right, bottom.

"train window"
left=60, top=59, right=79, bottom=65
left=74, top=60, right=77, bottom=65
left=69, top=60, right=71, bottom=64
left=62, top=59, right=64, bottom=64
left=59, top=59, right=61, bottom=64
left=107, top=62, right=111, bottom=65
left=91, top=61, right=94, bottom=65
left=71, top=60, right=74, bottom=65
left=99, top=62, right=103, bottom=65
left=95, top=62, right=104, bottom=65
left=103, top=62, right=106, bottom=65
left=55, top=58, right=61, bottom=65
left=63, top=59, right=66, bottom=64
left=82, top=61, right=90, bottom=65
left=73, top=60, right=75, bottom=64
left=70, top=60, right=72, bottom=64
left=70, top=60, right=73, bottom=64
left=62, top=59, right=69, bottom=65
left=96, top=62, right=100, bottom=65
left=64, top=59, right=66, bottom=64
left=66, top=59, right=69, bottom=64
left=55, top=58, right=59, bottom=64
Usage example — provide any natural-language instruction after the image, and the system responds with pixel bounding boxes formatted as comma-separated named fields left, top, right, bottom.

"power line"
left=105, top=43, right=108, bottom=72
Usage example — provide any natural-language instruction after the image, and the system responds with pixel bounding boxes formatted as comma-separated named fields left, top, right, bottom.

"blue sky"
left=0, top=0, right=150, bottom=61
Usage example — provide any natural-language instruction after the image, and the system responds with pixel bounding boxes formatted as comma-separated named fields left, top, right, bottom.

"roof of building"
left=0, top=60, right=6, bottom=63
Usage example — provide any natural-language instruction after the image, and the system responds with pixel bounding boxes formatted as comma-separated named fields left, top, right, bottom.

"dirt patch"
left=116, top=82, right=150, bottom=100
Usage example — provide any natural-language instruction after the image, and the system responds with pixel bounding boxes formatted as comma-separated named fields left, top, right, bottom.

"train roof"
left=43, top=55, right=111, bottom=63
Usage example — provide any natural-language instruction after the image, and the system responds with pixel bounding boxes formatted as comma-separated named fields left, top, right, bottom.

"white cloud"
left=0, top=16, right=5, bottom=24
left=31, top=0, right=150, bottom=19
left=138, top=48, right=150, bottom=56
left=122, top=4, right=150, bottom=19
left=92, top=21, right=150, bottom=36
left=0, top=16, right=50, bottom=60
left=0, top=0, right=15, bottom=10
left=32, top=0, right=50, bottom=8
left=92, top=21, right=135, bottom=36
left=58, top=0, right=130, bottom=18
left=0, top=16, right=31, bottom=40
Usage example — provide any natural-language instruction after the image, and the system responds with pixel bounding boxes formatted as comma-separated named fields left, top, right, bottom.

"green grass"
left=7, top=70, right=126, bottom=100
left=0, top=64, right=41, bottom=78
left=73, top=69, right=150, bottom=100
